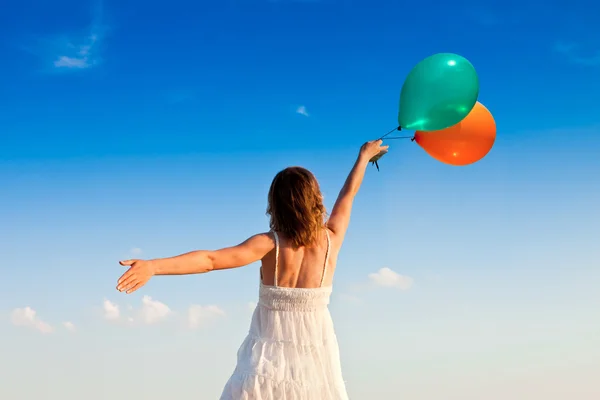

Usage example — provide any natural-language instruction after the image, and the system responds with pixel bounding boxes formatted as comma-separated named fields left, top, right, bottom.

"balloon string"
left=378, top=126, right=401, bottom=140
left=371, top=126, right=415, bottom=171
left=382, top=136, right=414, bottom=140
left=378, top=126, right=415, bottom=142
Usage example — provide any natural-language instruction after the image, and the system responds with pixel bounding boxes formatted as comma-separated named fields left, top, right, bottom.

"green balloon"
left=398, top=53, right=479, bottom=132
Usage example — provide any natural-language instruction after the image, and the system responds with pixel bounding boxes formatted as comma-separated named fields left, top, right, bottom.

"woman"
left=116, top=140, right=389, bottom=399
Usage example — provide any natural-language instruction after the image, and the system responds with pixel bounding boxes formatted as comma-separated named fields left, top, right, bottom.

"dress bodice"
left=258, top=283, right=333, bottom=312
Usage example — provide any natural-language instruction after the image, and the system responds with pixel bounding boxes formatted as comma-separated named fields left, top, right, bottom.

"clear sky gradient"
left=1, top=0, right=599, bottom=399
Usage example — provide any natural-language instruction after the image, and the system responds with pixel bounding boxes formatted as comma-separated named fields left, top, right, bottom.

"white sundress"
left=220, top=230, right=349, bottom=400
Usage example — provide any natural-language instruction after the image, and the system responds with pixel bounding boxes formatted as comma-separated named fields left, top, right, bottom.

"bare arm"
left=116, top=233, right=274, bottom=293
left=327, top=140, right=388, bottom=239
left=151, top=233, right=274, bottom=275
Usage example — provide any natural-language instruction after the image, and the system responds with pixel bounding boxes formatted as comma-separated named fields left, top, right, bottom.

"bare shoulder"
left=209, top=232, right=275, bottom=271
left=244, top=232, right=276, bottom=249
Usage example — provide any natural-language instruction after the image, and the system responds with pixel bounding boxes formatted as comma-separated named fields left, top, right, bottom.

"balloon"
left=414, top=102, right=496, bottom=166
left=398, top=53, right=479, bottom=132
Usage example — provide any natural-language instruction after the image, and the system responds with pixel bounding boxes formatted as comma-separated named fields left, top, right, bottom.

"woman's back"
left=221, top=229, right=349, bottom=399
left=260, top=229, right=337, bottom=289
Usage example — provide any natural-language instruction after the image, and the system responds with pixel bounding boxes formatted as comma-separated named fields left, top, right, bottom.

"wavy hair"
left=266, top=167, right=327, bottom=248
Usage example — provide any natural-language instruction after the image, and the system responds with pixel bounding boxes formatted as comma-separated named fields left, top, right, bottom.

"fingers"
left=368, top=140, right=386, bottom=149
left=117, top=275, right=137, bottom=292
left=126, top=281, right=144, bottom=294
left=373, top=143, right=389, bottom=153
left=119, top=260, right=136, bottom=266
left=117, top=276, right=137, bottom=293
left=117, top=270, right=137, bottom=291
left=117, top=277, right=145, bottom=294
left=117, top=269, right=134, bottom=285
left=361, top=141, right=389, bottom=162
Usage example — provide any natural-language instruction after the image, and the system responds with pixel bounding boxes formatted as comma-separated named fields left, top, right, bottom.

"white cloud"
left=129, top=247, right=143, bottom=256
left=368, top=268, right=414, bottom=290
left=53, top=29, right=104, bottom=70
left=247, top=302, right=257, bottom=311
left=102, top=297, right=170, bottom=325
left=188, top=305, right=225, bottom=329
left=10, top=307, right=53, bottom=334
left=24, top=4, right=107, bottom=71
left=103, top=299, right=120, bottom=320
left=63, top=321, right=76, bottom=332
left=101, top=298, right=221, bottom=328
left=296, top=105, right=309, bottom=117
left=139, top=296, right=171, bottom=324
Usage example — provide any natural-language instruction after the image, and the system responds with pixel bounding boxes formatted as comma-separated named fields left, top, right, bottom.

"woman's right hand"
left=359, top=140, right=389, bottom=162
left=117, top=259, right=156, bottom=294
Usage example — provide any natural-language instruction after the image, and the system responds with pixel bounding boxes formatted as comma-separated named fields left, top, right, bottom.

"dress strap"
left=272, top=231, right=280, bottom=287
left=319, top=229, right=331, bottom=287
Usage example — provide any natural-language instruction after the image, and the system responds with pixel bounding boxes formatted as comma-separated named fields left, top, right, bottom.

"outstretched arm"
left=117, top=232, right=274, bottom=293
left=326, top=140, right=388, bottom=240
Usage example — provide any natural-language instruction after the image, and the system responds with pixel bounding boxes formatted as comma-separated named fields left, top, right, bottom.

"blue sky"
left=1, top=0, right=599, bottom=399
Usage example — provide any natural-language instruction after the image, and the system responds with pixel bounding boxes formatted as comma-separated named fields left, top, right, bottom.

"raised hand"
left=359, top=139, right=389, bottom=163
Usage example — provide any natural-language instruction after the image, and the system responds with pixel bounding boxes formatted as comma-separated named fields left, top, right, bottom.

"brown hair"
left=266, top=166, right=327, bottom=248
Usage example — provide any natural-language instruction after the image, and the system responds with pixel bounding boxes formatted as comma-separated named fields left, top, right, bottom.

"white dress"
left=220, top=230, right=349, bottom=400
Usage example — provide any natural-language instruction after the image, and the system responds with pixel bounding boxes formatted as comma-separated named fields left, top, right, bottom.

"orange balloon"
left=414, top=102, right=496, bottom=166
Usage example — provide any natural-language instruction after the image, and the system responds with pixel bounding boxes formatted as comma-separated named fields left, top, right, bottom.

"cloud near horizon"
left=10, top=307, right=54, bottom=334
left=63, top=321, right=76, bottom=332
left=103, top=299, right=120, bottom=320
left=188, top=304, right=225, bottom=329
left=100, top=297, right=223, bottom=329
left=368, top=267, right=414, bottom=290
left=103, top=296, right=170, bottom=325
left=139, top=296, right=171, bottom=324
